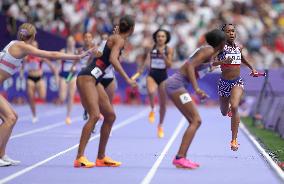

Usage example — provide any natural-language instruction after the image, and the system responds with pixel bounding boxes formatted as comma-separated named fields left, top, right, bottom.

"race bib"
left=91, top=67, right=103, bottom=79
left=151, top=58, right=166, bottom=69
left=179, top=93, right=192, bottom=104
left=226, top=53, right=241, bottom=64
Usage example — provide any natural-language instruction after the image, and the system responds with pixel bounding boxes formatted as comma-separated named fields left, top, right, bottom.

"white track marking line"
left=240, top=122, right=284, bottom=182
left=0, top=109, right=148, bottom=184
left=141, top=117, right=186, bottom=184
left=18, top=108, right=64, bottom=121
left=10, top=116, right=81, bottom=139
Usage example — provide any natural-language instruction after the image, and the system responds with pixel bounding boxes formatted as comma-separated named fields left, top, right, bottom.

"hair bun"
left=20, top=29, right=29, bottom=36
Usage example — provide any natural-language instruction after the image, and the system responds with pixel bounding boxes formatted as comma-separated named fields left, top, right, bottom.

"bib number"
left=179, top=93, right=192, bottom=104
left=91, top=67, right=103, bottom=79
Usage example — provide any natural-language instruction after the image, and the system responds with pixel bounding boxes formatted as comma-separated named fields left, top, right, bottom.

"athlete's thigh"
left=146, top=76, right=158, bottom=94
left=105, top=80, right=116, bottom=102
left=68, top=77, right=77, bottom=96
left=158, top=81, right=167, bottom=105
left=59, top=77, right=67, bottom=100
left=230, top=86, right=243, bottom=107
left=219, top=96, right=230, bottom=112
left=169, top=89, right=200, bottom=122
left=96, top=83, right=114, bottom=116
left=27, top=80, right=36, bottom=98
left=0, top=95, right=16, bottom=121
left=36, top=79, right=46, bottom=99
left=76, top=76, right=99, bottom=115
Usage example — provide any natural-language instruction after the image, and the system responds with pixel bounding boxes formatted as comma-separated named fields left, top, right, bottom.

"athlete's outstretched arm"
left=19, top=42, right=93, bottom=60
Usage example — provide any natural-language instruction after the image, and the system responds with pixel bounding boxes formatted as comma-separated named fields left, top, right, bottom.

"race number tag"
left=179, top=93, right=192, bottom=104
left=226, top=53, right=241, bottom=64
left=91, top=67, right=103, bottom=79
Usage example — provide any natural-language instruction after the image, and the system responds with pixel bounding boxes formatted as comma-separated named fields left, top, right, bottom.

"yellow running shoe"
left=65, top=117, right=71, bottom=125
left=74, top=156, right=95, bottom=168
left=157, top=126, right=164, bottom=138
left=96, top=156, right=122, bottom=167
left=230, top=139, right=239, bottom=151
left=148, top=111, right=155, bottom=124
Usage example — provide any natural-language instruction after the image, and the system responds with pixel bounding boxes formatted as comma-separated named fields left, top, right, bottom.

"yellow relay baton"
left=130, top=72, right=141, bottom=80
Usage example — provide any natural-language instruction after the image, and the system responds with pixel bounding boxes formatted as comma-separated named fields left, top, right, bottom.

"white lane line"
left=240, top=122, right=284, bottom=182
left=18, top=108, right=64, bottom=122
left=10, top=116, right=81, bottom=139
left=141, top=117, right=186, bottom=184
left=0, top=109, right=148, bottom=184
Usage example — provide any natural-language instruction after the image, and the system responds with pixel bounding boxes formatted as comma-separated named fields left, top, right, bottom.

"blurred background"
left=0, top=0, right=284, bottom=153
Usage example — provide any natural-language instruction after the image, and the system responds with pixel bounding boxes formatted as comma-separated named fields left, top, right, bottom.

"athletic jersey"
left=218, top=43, right=242, bottom=69
left=61, top=49, right=76, bottom=72
left=0, top=40, right=23, bottom=75
left=150, top=46, right=168, bottom=70
left=188, top=46, right=212, bottom=79
left=91, top=41, right=119, bottom=79
left=103, top=65, right=115, bottom=79
left=25, top=55, right=43, bottom=71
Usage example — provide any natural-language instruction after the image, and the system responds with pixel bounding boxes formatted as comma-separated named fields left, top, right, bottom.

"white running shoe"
left=0, top=158, right=11, bottom=167
left=32, top=116, right=38, bottom=124
left=2, top=155, right=21, bottom=165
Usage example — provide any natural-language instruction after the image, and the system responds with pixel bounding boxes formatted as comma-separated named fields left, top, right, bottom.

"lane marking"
left=240, top=122, right=284, bottom=182
left=0, top=109, right=148, bottom=184
left=141, top=117, right=186, bottom=184
left=10, top=117, right=81, bottom=139
left=18, top=109, right=64, bottom=122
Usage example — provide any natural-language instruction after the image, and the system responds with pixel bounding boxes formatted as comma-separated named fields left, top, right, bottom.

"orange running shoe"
left=157, top=126, right=164, bottom=138
left=96, top=156, right=122, bottom=167
left=65, top=117, right=71, bottom=125
left=148, top=111, right=155, bottom=124
left=74, top=156, right=95, bottom=168
left=230, top=139, right=239, bottom=151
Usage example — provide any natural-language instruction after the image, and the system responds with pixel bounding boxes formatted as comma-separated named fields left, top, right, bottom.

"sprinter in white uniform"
left=0, top=23, right=91, bottom=167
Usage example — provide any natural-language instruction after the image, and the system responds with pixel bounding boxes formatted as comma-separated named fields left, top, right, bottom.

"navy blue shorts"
left=149, top=69, right=167, bottom=85
left=218, top=77, right=244, bottom=97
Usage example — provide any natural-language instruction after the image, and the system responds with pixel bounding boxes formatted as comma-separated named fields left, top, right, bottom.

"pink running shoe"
left=172, top=157, right=199, bottom=169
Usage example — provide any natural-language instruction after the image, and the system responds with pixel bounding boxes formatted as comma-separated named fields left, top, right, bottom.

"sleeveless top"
left=218, top=43, right=242, bottom=69
left=26, top=55, right=43, bottom=71
left=150, top=46, right=168, bottom=70
left=0, top=40, right=23, bottom=75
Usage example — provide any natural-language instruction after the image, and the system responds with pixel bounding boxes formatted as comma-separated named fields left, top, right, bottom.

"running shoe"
left=157, top=126, right=164, bottom=138
left=172, top=157, right=199, bottom=169
left=65, top=117, right=71, bottom=125
left=0, top=158, right=11, bottom=167
left=230, top=139, right=239, bottom=151
left=148, top=111, right=155, bottom=123
left=74, top=156, right=95, bottom=168
left=32, top=116, right=38, bottom=124
left=96, top=156, right=121, bottom=167
left=2, top=155, right=20, bottom=165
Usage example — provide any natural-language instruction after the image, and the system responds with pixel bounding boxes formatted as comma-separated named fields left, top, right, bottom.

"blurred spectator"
left=1, top=0, right=284, bottom=69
